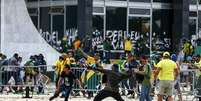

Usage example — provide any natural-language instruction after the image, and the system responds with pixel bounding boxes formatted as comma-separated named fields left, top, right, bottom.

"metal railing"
left=0, top=65, right=199, bottom=100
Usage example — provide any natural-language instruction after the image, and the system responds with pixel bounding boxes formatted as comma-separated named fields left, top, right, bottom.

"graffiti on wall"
left=65, top=28, right=78, bottom=47
left=40, top=29, right=172, bottom=52
left=106, top=30, right=151, bottom=50
left=39, top=29, right=58, bottom=46
left=92, top=30, right=104, bottom=49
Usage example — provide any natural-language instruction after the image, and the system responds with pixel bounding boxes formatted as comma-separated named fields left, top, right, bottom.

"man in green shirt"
left=135, top=56, right=152, bottom=101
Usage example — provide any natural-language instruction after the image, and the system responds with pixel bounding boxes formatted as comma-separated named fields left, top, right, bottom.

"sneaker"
left=87, top=96, right=91, bottom=99
left=49, top=97, right=54, bottom=101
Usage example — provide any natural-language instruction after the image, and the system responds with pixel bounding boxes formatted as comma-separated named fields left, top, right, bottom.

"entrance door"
left=189, top=17, right=197, bottom=38
left=51, top=14, right=64, bottom=39
left=128, top=8, right=151, bottom=56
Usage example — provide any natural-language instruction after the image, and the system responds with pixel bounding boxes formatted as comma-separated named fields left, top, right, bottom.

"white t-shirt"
left=180, top=63, right=189, bottom=75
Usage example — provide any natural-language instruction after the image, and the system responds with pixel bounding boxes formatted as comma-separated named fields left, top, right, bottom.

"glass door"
left=128, top=8, right=151, bottom=57
left=50, top=6, right=64, bottom=39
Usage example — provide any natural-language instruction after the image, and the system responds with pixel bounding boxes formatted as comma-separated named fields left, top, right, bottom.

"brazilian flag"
left=81, top=64, right=100, bottom=91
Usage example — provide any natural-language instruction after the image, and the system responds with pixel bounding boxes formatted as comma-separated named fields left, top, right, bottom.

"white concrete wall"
left=1, top=0, right=60, bottom=69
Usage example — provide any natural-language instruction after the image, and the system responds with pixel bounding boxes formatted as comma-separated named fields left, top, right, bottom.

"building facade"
left=26, top=0, right=201, bottom=55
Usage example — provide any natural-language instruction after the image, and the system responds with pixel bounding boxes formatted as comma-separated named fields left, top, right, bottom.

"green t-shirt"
left=142, top=64, right=151, bottom=87
left=117, top=60, right=126, bottom=71
left=103, top=40, right=111, bottom=51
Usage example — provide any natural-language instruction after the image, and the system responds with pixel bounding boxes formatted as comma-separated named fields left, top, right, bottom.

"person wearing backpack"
left=135, top=56, right=152, bottom=101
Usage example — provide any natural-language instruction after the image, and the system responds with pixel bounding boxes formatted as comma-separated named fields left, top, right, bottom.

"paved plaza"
left=0, top=93, right=195, bottom=101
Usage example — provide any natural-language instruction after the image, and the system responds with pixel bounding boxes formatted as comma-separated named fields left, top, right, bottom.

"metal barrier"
left=0, top=65, right=200, bottom=100
left=0, top=65, right=102, bottom=97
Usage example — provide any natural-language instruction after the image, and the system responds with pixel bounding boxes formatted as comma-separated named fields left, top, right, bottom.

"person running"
left=86, top=64, right=131, bottom=101
left=154, top=52, right=179, bottom=101
left=135, top=56, right=152, bottom=101
left=49, top=64, right=82, bottom=101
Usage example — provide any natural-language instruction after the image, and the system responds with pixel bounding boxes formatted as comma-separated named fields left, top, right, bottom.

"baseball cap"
left=171, top=54, right=177, bottom=62
left=163, top=51, right=170, bottom=57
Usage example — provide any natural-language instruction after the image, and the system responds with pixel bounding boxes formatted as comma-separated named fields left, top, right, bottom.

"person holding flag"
left=77, top=48, right=102, bottom=99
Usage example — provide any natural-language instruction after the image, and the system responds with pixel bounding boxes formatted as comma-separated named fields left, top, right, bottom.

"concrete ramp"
left=1, top=0, right=60, bottom=67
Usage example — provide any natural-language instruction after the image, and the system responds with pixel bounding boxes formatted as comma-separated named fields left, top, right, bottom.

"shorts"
left=159, top=80, right=174, bottom=96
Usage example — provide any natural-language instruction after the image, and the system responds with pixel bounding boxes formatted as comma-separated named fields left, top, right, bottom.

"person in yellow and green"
left=154, top=52, right=179, bottom=101
left=53, top=56, right=65, bottom=87
left=183, top=39, right=193, bottom=60
left=192, top=55, right=201, bottom=101
left=124, top=37, right=132, bottom=57
left=73, top=37, right=82, bottom=60
left=61, top=35, right=69, bottom=53
left=117, top=55, right=129, bottom=96
left=78, top=48, right=101, bottom=99
left=64, top=52, right=77, bottom=67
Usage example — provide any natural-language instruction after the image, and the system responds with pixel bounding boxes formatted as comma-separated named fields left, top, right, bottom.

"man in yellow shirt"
left=124, top=37, right=132, bottom=56
left=154, top=52, right=179, bottom=101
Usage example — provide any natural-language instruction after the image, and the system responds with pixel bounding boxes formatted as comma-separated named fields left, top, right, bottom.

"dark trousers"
left=128, top=76, right=136, bottom=94
left=2, top=71, right=18, bottom=85
left=121, top=79, right=129, bottom=94
left=94, top=90, right=124, bottom=101
left=50, top=85, right=72, bottom=101
left=104, top=51, right=110, bottom=63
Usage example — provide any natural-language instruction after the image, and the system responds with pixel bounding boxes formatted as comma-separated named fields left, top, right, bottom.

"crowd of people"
left=48, top=37, right=201, bottom=101
left=0, top=37, right=201, bottom=101
left=0, top=53, right=47, bottom=94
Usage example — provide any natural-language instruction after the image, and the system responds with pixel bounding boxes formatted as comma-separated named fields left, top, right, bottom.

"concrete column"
left=172, top=0, right=189, bottom=52
left=77, top=0, right=93, bottom=50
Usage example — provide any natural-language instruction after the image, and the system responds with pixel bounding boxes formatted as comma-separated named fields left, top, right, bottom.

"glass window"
left=198, top=11, right=201, bottom=37
left=190, top=0, right=197, bottom=4
left=52, top=15, right=64, bottom=39
left=93, top=15, right=104, bottom=32
left=27, top=0, right=38, bottom=2
left=153, top=0, right=172, bottom=3
left=129, top=17, right=150, bottom=34
left=66, top=6, right=77, bottom=30
left=64, top=6, right=78, bottom=51
left=106, top=7, right=127, bottom=50
left=40, top=7, right=51, bottom=32
left=190, top=11, right=197, bottom=17
left=105, top=0, right=127, bottom=1
left=129, top=17, right=150, bottom=56
left=93, top=7, right=104, bottom=13
left=152, top=9, right=173, bottom=51
left=189, top=18, right=197, bottom=37
left=129, top=8, right=150, bottom=15
left=106, top=7, right=127, bottom=30
left=92, top=15, right=104, bottom=50
left=129, top=0, right=150, bottom=2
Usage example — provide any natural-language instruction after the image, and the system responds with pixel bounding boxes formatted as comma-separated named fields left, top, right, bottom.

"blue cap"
left=171, top=54, right=177, bottom=62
